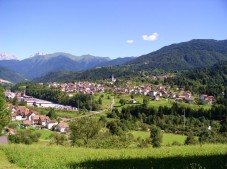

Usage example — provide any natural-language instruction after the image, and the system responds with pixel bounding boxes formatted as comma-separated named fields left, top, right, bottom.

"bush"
left=172, top=141, right=182, bottom=146
left=8, top=129, right=41, bottom=144
left=185, top=133, right=198, bottom=145
left=150, top=126, right=163, bottom=148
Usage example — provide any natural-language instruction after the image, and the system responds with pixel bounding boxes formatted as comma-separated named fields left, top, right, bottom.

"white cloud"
left=126, top=40, right=134, bottom=44
left=142, top=32, right=159, bottom=41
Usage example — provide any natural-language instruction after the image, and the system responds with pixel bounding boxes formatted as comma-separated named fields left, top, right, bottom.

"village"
left=46, top=80, right=215, bottom=105
left=2, top=79, right=217, bottom=137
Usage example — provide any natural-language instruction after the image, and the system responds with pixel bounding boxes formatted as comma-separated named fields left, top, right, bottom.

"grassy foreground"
left=0, top=144, right=226, bottom=169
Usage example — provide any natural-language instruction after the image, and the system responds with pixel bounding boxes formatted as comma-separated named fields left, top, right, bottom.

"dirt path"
left=62, top=110, right=104, bottom=121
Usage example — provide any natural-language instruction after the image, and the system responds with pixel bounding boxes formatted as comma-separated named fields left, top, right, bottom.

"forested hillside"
left=0, top=65, right=25, bottom=83
left=127, top=39, right=227, bottom=71
left=35, top=39, right=227, bottom=82
left=165, top=61, right=227, bottom=96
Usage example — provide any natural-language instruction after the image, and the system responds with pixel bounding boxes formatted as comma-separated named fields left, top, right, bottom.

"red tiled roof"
left=23, top=120, right=32, bottom=125
left=58, top=122, right=69, bottom=128
left=32, top=115, right=49, bottom=121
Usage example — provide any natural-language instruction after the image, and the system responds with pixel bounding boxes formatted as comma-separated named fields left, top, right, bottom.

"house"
left=11, top=106, right=29, bottom=121
left=185, top=98, right=195, bottom=104
left=149, top=91, right=157, bottom=97
left=161, top=91, right=169, bottom=98
left=177, top=95, right=186, bottom=100
left=175, top=98, right=183, bottom=102
left=200, top=95, right=214, bottom=104
left=129, top=99, right=137, bottom=104
left=200, top=94, right=208, bottom=100
left=5, top=91, right=15, bottom=99
left=46, top=120, right=58, bottom=130
left=23, top=120, right=32, bottom=126
left=169, top=92, right=176, bottom=98
left=31, top=115, right=50, bottom=126
left=23, top=98, right=53, bottom=107
left=57, top=122, right=69, bottom=133
left=204, top=97, right=213, bottom=105
left=6, top=128, right=16, bottom=135
left=152, top=95, right=160, bottom=101
left=183, top=91, right=192, bottom=99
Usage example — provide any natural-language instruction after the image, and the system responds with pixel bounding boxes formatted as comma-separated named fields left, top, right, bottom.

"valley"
left=0, top=39, right=227, bottom=169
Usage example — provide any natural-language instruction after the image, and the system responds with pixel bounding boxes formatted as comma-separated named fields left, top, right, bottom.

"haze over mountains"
left=0, top=53, right=18, bottom=60
left=0, top=52, right=135, bottom=82
left=0, top=39, right=227, bottom=83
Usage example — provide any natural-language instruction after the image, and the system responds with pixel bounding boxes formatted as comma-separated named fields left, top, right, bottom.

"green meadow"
left=0, top=144, right=226, bottom=169
left=131, top=131, right=187, bottom=145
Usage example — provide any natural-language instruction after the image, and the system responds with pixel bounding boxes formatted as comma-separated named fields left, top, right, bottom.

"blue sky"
left=0, top=0, right=227, bottom=60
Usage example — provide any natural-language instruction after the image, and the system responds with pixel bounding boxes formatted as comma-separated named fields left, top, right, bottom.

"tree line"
left=13, top=83, right=101, bottom=111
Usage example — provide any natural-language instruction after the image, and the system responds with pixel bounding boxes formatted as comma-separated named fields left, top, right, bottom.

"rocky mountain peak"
left=0, top=53, right=18, bottom=60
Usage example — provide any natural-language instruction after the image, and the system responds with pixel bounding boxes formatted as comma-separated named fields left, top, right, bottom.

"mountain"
left=0, top=53, right=18, bottom=60
left=34, top=66, right=136, bottom=83
left=164, top=61, right=227, bottom=96
left=3, top=39, right=227, bottom=81
left=0, top=65, right=26, bottom=83
left=0, top=53, right=111, bottom=79
left=95, top=57, right=136, bottom=67
left=126, top=39, right=227, bottom=71
left=35, top=39, right=227, bottom=82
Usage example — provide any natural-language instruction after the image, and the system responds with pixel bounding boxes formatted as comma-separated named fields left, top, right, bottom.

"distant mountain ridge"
left=2, top=39, right=227, bottom=82
left=35, top=39, right=227, bottom=82
left=0, top=65, right=25, bottom=83
left=126, top=39, right=227, bottom=71
left=0, top=52, right=135, bottom=80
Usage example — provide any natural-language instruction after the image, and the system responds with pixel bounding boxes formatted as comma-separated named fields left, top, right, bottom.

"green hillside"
left=165, top=61, right=227, bottom=96
left=35, top=39, right=227, bottom=82
left=0, top=65, right=25, bottom=83
left=127, top=39, right=227, bottom=71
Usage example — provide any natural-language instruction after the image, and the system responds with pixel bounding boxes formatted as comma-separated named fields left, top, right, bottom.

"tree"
left=143, top=97, right=149, bottom=107
left=50, top=133, right=67, bottom=145
left=98, top=97, right=102, bottom=105
left=185, top=133, right=198, bottom=145
left=69, top=117, right=101, bottom=145
left=199, top=129, right=212, bottom=145
left=99, top=116, right=107, bottom=128
left=46, top=109, right=57, bottom=120
left=107, top=121, right=124, bottom=136
left=0, top=88, right=10, bottom=132
left=8, top=129, right=41, bottom=144
left=119, top=98, right=127, bottom=106
left=130, top=93, right=135, bottom=99
left=150, top=125, right=163, bottom=148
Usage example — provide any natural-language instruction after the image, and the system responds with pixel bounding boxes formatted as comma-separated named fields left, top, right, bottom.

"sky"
left=0, top=0, right=227, bottom=60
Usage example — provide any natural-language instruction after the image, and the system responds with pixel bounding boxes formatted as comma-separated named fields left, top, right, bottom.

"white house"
left=46, top=120, right=58, bottom=130
left=57, top=122, right=69, bottom=133
left=149, top=91, right=157, bottom=97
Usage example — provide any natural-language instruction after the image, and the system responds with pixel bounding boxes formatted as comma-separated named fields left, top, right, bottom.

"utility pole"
left=183, top=109, right=185, bottom=130
left=90, top=95, right=92, bottom=112
left=77, top=100, right=79, bottom=111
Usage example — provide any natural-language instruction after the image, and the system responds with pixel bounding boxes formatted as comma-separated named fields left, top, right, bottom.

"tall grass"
left=0, top=144, right=226, bottom=169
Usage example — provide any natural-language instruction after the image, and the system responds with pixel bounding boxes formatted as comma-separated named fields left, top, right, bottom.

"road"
left=62, top=110, right=104, bottom=122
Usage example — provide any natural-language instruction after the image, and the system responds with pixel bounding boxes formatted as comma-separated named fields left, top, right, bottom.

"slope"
left=127, top=39, right=227, bottom=71
left=0, top=65, right=25, bottom=83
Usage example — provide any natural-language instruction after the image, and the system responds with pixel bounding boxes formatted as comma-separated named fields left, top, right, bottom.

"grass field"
left=0, top=144, right=226, bottom=169
left=131, top=131, right=187, bottom=145
left=0, top=150, right=22, bottom=169
left=33, top=129, right=53, bottom=140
